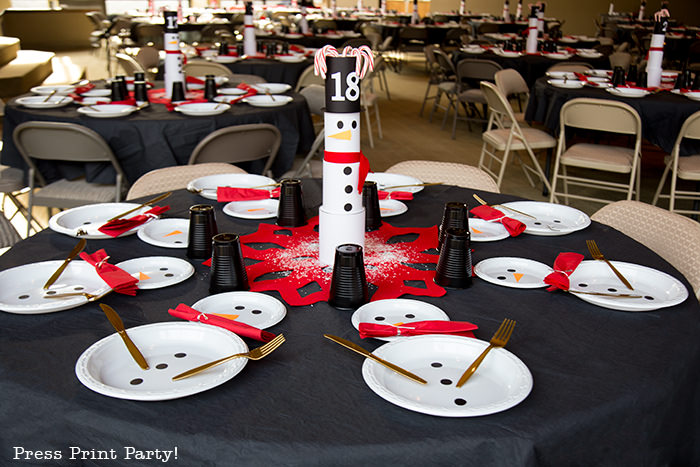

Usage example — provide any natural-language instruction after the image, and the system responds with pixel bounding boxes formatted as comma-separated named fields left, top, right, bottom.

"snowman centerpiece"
left=314, top=45, right=374, bottom=266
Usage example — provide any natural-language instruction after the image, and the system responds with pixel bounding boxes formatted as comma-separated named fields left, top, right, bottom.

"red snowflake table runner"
left=240, top=218, right=446, bottom=306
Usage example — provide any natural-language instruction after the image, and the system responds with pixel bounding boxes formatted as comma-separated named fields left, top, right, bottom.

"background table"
left=525, top=77, right=700, bottom=155
left=0, top=182, right=698, bottom=466
left=1, top=89, right=315, bottom=183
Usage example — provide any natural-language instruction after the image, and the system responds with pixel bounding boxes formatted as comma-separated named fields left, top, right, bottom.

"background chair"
left=13, top=121, right=128, bottom=235
left=546, top=62, right=594, bottom=73
left=294, top=64, right=324, bottom=92
left=115, top=53, right=146, bottom=76
left=478, top=82, right=555, bottom=192
left=591, top=200, right=700, bottom=301
left=495, top=68, right=530, bottom=123
left=184, top=60, right=234, bottom=78
left=188, top=124, right=281, bottom=177
left=227, top=74, right=267, bottom=85
left=361, top=70, right=383, bottom=148
left=386, top=160, right=499, bottom=192
left=294, top=84, right=325, bottom=177
left=132, top=23, right=164, bottom=49
left=126, top=163, right=247, bottom=200
left=0, top=214, right=20, bottom=249
left=135, top=46, right=160, bottom=81
left=428, top=49, right=458, bottom=126
left=420, top=44, right=441, bottom=117
left=451, top=58, right=502, bottom=138
left=549, top=98, right=642, bottom=206
left=0, top=164, right=40, bottom=233
left=652, top=110, right=700, bottom=216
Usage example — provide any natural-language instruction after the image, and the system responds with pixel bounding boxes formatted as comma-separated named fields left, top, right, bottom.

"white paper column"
left=163, top=11, right=184, bottom=99
left=536, top=2, right=544, bottom=33
left=502, top=0, right=510, bottom=22
left=638, top=0, right=646, bottom=21
left=515, top=0, right=522, bottom=20
left=525, top=5, right=539, bottom=54
left=243, top=1, right=256, bottom=56
left=646, top=17, right=668, bottom=88
left=459, top=0, right=465, bottom=16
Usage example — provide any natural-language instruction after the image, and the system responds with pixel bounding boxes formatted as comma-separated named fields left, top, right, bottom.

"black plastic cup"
left=187, top=204, right=218, bottom=260
left=277, top=179, right=306, bottom=227
left=438, top=202, right=469, bottom=248
left=218, top=40, right=229, bottom=55
left=236, top=43, right=244, bottom=56
left=133, top=72, right=148, bottom=103
left=115, top=74, right=129, bottom=99
left=328, top=244, right=369, bottom=310
left=362, top=181, right=382, bottom=231
left=626, top=64, right=638, bottom=85
left=612, top=66, right=626, bottom=87
left=209, top=233, right=249, bottom=293
left=110, top=78, right=125, bottom=101
left=171, top=81, right=186, bottom=102
left=434, top=228, right=473, bottom=288
left=637, top=70, right=648, bottom=88
left=204, top=74, right=217, bottom=101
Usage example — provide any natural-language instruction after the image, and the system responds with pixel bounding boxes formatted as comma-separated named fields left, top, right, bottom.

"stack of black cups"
left=187, top=204, right=218, bottom=260
left=438, top=202, right=469, bottom=248
left=434, top=228, right=473, bottom=288
left=134, top=72, right=149, bottom=105
left=204, top=74, right=217, bottom=101
left=209, top=233, right=249, bottom=293
left=277, top=179, right=306, bottom=227
left=111, top=76, right=126, bottom=101
left=362, top=181, right=382, bottom=231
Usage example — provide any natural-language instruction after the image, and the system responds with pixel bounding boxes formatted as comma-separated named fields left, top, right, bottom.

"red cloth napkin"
left=97, top=205, right=169, bottom=237
left=165, top=97, right=209, bottom=111
left=186, top=76, right=205, bottom=85
left=217, top=187, right=280, bottom=202
left=110, top=97, right=137, bottom=105
left=359, top=320, right=478, bottom=339
left=377, top=190, right=413, bottom=200
left=74, top=83, right=95, bottom=94
left=543, top=252, right=584, bottom=291
left=79, top=249, right=138, bottom=295
left=470, top=205, right=526, bottom=236
left=222, top=83, right=258, bottom=105
left=168, top=303, right=276, bottom=342
left=289, top=45, right=304, bottom=53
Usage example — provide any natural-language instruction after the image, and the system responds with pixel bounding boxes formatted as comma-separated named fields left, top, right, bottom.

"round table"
left=0, top=182, right=698, bottom=465
left=525, top=77, right=700, bottom=156
left=1, top=86, right=315, bottom=183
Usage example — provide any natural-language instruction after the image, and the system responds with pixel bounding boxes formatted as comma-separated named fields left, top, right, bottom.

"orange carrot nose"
left=329, top=129, right=352, bottom=140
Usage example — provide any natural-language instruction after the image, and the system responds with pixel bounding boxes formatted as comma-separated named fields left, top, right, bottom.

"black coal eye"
left=337, top=121, right=344, bottom=129
left=351, top=120, right=358, bottom=129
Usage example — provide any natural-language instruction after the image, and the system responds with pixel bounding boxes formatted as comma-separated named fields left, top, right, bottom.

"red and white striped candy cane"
left=314, top=45, right=339, bottom=78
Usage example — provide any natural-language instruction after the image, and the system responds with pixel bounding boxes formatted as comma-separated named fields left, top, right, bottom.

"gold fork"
left=456, top=318, right=515, bottom=388
left=586, top=239, right=634, bottom=290
left=43, top=290, right=113, bottom=302
left=172, top=333, right=286, bottom=381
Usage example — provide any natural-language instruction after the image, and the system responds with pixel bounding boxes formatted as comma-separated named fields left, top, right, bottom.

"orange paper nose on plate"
left=513, top=273, right=524, bottom=282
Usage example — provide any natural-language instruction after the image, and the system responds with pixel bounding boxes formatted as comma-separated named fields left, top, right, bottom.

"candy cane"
left=314, top=45, right=374, bottom=79
left=314, top=45, right=339, bottom=78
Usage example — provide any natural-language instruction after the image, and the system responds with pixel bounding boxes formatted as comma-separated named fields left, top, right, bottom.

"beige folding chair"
left=184, top=59, right=234, bottom=79
left=387, top=160, right=499, bottom=192
left=188, top=124, right=281, bottom=177
left=0, top=214, right=21, bottom=248
left=135, top=46, right=160, bottom=81
left=294, top=85, right=325, bottom=177
left=428, top=49, right=458, bottom=126
left=494, top=68, right=529, bottom=123
left=546, top=62, right=594, bottom=73
left=115, top=53, right=146, bottom=76
left=592, top=200, right=700, bottom=301
left=609, top=52, right=632, bottom=72
left=13, top=121, right=128, bottom=236
left=227, top=74, right=267, bottom=85
left=361, top=71, right=383, bottom=149
left=549, top=98, right=642, bottom=206
left=420, top=44, right=441, bottom=117
left=478, top=81, right=555, bottom=192
left=294, top=64, right=324, bottom=92
left=127, top=163, right=247, bottom=200
left=451, top=58, right=502, bottom=138
left=0, top=164, right=41, bottom=233
left=652, top=110, right=700, bottom=216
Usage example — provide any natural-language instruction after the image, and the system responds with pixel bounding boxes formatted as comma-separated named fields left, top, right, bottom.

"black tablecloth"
left=525, top=77, right=700, bottom=155
left=223, top=57, right=313, bottom=86
left=1, top=183, right=699, bottom=466
left=0, top=89, right=315, bottom=184
left=452, top=51, right=609, bottom=87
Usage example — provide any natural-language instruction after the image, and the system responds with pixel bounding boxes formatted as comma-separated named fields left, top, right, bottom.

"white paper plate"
left=77, top=104, right=137, bottom=118
left=175, top=102, right=230, bottom=116
left=0, top=260, right=111, bottom=314
left=461, top=46, right=485, bottom=54
left=276, top=55, right=306, bottom=63
left=547, top=79, right=584, bottom=89
left=497, top=201, right=591, bottom=236
left=586, top=69, right=612, bottom=77
left=585, top=81, right=612, bottom=88
left=606, top=87, right=649, bottom=98
left=468, top=218, right=510, bottom=242
left=474, top=257, right=553, bottom=289
left=191, top=291, right=287, bottom=329
left=362, top=335, right=533, bottom=417
left=366, top=173, right=424, bottom=193
left=213, top=55, right=239, bottom=63
left=567, top=260, right=688, bottom=312
left=75, top=322, right=248, bottom=401
left=684, top=91, right=700, bottom=101
left=223, top=199, right=279, bottom=219
left=49, top=203, right=155, bottom=239
left=252, top=83, right=292, bottom=94
left=115, top=256, right=194, bottom=289
left=379, top=199, right=408, bottom=217
left=495, top=50, right=522, bottom=58
left=196, top=76, right=229, bottom=86
left=30, top=85, right=75, bottom=95
left=16, top=95, right=73, bottom=109
left=81, top=89, right=112, bottom=97
left=218, top=87, right=248, bottom=95
left=187, top=173, right=277, bottom=201
left=545, top=52, right=572, bottom=60
left=577, top=51, right=603, bottom=59
left=137, top=218, right=189, bottom=248
left=242, top=95, right=293, bottom=107
left=81, top=97, right=112, bottom=105
left=351, top=299, right=450, bottom=342
left=546, top=71, right=576, bottom=80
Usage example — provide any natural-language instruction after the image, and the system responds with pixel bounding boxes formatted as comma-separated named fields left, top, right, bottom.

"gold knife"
left=106, top=191, right=172, bottom=222
left=323, top=334, right=427, bottom=385
left=99, top=304, right=149, bottom=370
left=43, top=238, right=87, bottom=290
